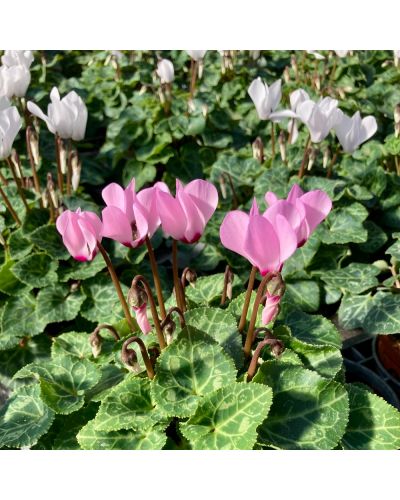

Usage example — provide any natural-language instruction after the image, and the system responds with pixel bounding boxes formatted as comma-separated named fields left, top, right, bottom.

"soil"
left=377, top=335, right=400, bottom=380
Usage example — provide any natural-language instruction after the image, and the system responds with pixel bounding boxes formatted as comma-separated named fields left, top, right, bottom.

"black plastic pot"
left=344, top=358, right=400, bottom=409
left=372, top=336, right=400, bottom=390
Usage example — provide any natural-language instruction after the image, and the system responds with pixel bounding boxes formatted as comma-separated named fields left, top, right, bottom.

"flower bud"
left=47, top=173, right=58, bottom=208
left=270, top=340, right=285, bottom=357
left=27, top=127, right=40, bottom=165
left=290, top=54, right=298, bottom=74
left=70, top=151, right=81, bottom=192
left=89, top=333, right=102, bottom=358
left=121, top=348, right=141, bottom=374
left=162, top=318, right=176, bottom=345
left=307, top=147, right=317, bottom=171
left=278, top=131, right=286, bottom=162
left=198, top=60, right=204, bottom=79
left=394, top=104, right=400, bottom=124
left=42, top=191, right=48, bottom=208
left=185, top=268, right=197, bottom=287
left=283, top=66, right=290, bottom=84
left=127, top=283, right=148, bottom=309
left=11, top=149, right=22, bottom=178
left=373, top=259, right=390, bottom=271
left=323, top=147, right=330, bottom=169
left=252, top=136, right=264, bottom=163
left=219, top=175, right=227, bottom=199
left=59, top=140, right=67, bottom=175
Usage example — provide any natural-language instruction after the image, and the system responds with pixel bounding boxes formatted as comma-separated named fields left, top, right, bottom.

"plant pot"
left=344, top=359, right=400, bottom=409
left=372, top=335, right=400, bottom=389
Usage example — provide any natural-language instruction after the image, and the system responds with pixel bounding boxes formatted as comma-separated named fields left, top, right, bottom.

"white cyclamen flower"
left=248, top=77, right=295, bottom=121
left=0, top=65, right=31, bottom=98
left=1, top=50, right=34, bottom=69
left=156, top=59, right=174, bottom=84
left=0, top=106, right=22, bottom=159
left=0, top=96, right=11, bottom=111
left=334, top=110, right=377, bottom=153
left=27, top=87, right=88, bottom=141
left=307, top=51, right=325, bottom=60
left=287, top=89, right=310, bottom=144
left=335, top=51, right=349, bottom=58
left=296, top=97, right=342, bottom=143
left=186, top=50, right=207, bottom=61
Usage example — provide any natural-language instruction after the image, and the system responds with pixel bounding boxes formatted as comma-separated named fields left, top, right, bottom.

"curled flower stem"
left=221, top=265, right=234, bottom=306
left=97, top=242, right=136, bottom=333
left=172, top=240, right=185, bottom=312
left=145, top=236, right=167, bottom=320
left=160, top=306, right=186, bottom=330
left=54, top=134, right=64, bottom=194
left=131, top=275, right=166, bottom=350
left=0, top=185, right=21, bottom=226
left=89, top=323, right=120, bottom=357
left=247, top=332, right=284, bottom=382
left=243, top=272, right=280, bottom=358
left=26, top=126, right=41, bottom=200
left=298, top=135, right=311, bottom=179
left=238, top=266, right=257, bottom=332
left=122, top=336, right=155, bottom=379
left=6, top=157, right=29, bottom=211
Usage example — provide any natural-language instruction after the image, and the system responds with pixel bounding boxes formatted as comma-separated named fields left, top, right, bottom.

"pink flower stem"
left=238, top=266, right=257, bottom=332
left=243, top=271, right=278, bottom=358
left=131, top=275, right=166, bottom=350
left=172, top=239, right=186, bottom=312
left=97, top=242, right=136, bottom=333
left=145, top=236, right=167, bottom=320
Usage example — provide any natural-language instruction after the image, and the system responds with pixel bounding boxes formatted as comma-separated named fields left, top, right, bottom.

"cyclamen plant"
left=2, top=50, right=400, bottom=451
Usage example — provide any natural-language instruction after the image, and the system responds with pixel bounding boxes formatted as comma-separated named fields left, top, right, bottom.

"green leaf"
left=284, top=280, right=320, bottom=312
left=181, top=382, right=273, bottom=450
left=364, top=292, right=400, bottom=335
left=0, top=384, right=54, bottom=448
left=93, top=376, right=166, bottom=432
left=29, top=224, right=70, bottom=260
left=22, top=208, right=49, bottom=235
left=184, top=307, right=244, bottom=368
left=0, top=293, right=46, bottom=350
left=359, top=221, right=388, bottom=253
left=8, top=229, right=34, bottom=260
left=338, top=293, right=374, bottom=330
left=85, top=365, right=126, bottom=402
left=80, top=275, right=128, bottom=324
left=283, top=233, right=320, bottom=279
left=386, top=238, right=400, bottom=260
left=320, top=263, right=379, bottom=295
left=255, top=363, right=349, bottom=450
left=228, top=290, right=262, bottom=326
left=254, top=166, right=290, bottom=199
left=51, top=331, right=93, bottom=360
left=210, top=155, right=261, bottom=187
left=151, top=327, right=237, bottom=418
left=318, top=205, right=368, bottom=244
left=15, top=355, right=101, bottom=414
left=341, top=384, right=400, bottom=450
left=36, top=284, right=86, bottom=325
left=58, top=257, right=107, bottom=282
left=280, top=309, right=342, bottom=349
left=50, top=404, right=99, bottom=450
left=274, top=326, right=342, bottom=379
left=77, top=420, right=167, bottom=450
left=0, top=260, right=25, bottom=296
left=12, top=252, right=59, bottom=288
left=185, top=273, right=225, bottom=306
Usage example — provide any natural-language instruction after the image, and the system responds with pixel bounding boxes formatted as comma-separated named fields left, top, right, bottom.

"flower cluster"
left=0, top=50, right=33, bottom=99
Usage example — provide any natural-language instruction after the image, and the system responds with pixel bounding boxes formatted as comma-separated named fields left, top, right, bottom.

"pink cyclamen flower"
left=156, top=179, right=218, bottom=244
left=220, top=199, right=297, bottom=275
left=56, top=209, right=102, bottom=262
left=262, top=293, right=281, bottom=325
left=265, top=184, right=332, bottom=247
left=132, top=303, right=151, bottom=334
left=102, top=179, right=170, bottom=247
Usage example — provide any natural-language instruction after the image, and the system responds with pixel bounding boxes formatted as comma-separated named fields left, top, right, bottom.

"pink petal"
left=220, top=210, right=250, bottom=258
left=274, top=214, right=298, bottom=262
left=250, top=198, right=259, bottom=216
left=136, top=182, right=170, bottom=237
left=101, top=206, right=135, bottom=246
left=262, top=295, right=281, bottom=324
left=243, top=215, right=281, bottom=275
left=177, top=188, right=205, bottom=243
left=265, top=192, right=279, bottom=206
left=156, top=189, right=186, bottom=241
left=102, top=183, right=127, bottom=213
left=287, top=184, right=304, bottom=203
left=80, top=211, right=103, bottom=241
left=133, top=304, right=152, bottom=334
left=299, top=190, right=332, bottom=233
left=264, top=200, right=303, bottom=247
left=184, top=179, right=218, bottom=222
left=131, top=204, right=149, bottom=247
